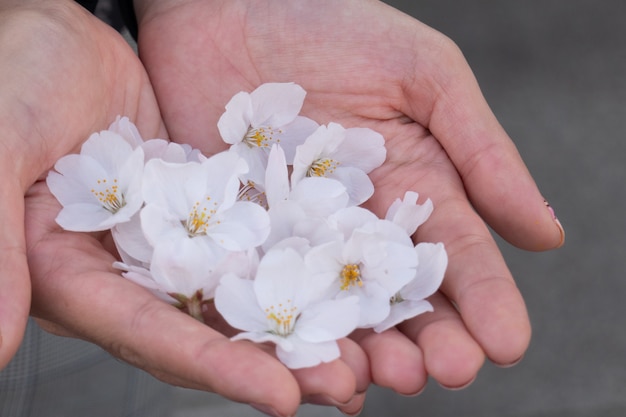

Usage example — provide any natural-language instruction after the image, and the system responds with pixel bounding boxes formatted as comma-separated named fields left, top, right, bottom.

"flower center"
left=238, top=180, right=268, bottom=209
left=91, top=178, right=125, bottom=213
left=244, top=126, right=281, bottom=149
left=265, top=299, right=298, bottom=337
left=390, top=292, right=405, bottom=305
left=185, top=198, right=218, bottom=237
left=307, top=158, right=339, bottom=177
left=340, top=263, right=363, bottom=291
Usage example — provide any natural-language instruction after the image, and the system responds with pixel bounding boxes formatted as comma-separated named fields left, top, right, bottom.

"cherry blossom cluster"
left=46, top=83, right=447, bottom=369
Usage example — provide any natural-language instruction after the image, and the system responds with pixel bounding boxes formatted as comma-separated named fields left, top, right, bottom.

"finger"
left=352, top=328, right=427, bottom=396
left=399, top=292, right=485, bottom=389
left=296, top=337, right=369, bottom=413
left=0, top=179, right=31, bottom=369
left=417, top=192, right=532, bottom=366
left=25, top=191, right=302, bottom=417
left=399, top=26, right=564, bottom=250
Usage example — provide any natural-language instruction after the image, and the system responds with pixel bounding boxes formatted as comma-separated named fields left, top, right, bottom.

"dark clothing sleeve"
left=117, top=0, right=138, bottom=40
left=74, top=0, right=138, bottom=40
left=75, top=0, right=99, bottom=13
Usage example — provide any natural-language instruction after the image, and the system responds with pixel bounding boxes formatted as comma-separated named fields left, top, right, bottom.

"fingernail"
left=399, top=384, right=426, bottom=398
left=304, top=393, right=351, bottom=407
left=340, top=392, right=366, bottom=416
left=494, top=354, right=524, bottom=368
left=439, top=375, right=476, bottom=391
left=250, top=403, right=290, bottom=417
left=545, top=199, right=565, bottom=247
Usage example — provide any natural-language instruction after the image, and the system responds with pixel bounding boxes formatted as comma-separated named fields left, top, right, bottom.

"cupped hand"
left=0, top=0, right=162, bottom=368
left=135, top=0, right=565, bottom=408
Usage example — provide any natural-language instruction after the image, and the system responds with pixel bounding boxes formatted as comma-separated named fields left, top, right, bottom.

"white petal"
left=328, top=167, right=374, bottom=206
left=296, top=296, right=360, bottom=342
left=402, top=242, right=447, bottom=300
left=276, top=337, right=341, bottom=369
left=209, top=201, right=270, bottom=250
left=385, top=192, right=434, bottom=236
left=141, top=139, right=188, bottom=163
left=347, top=283, right=392, bottom=328
left=107, top=115, right=144, bottom=148
left=373, top=299, right=434, bottom=333
left=218, top=91, right=253, bottom=145
left=265, top=145, right=290, bottom=208
left=54, top=203, right=115, bottom=232
left=215, top=274, right=268, bottom=332
left=334, top=126, right=386, bottom=173
left=289, top=177, right=350, bottom=217
left=263, top=201, right=308, bottom=251
left=272, top=116, right=319, bottom=163
left=81, top=130, right=135, bottom=174
left=140, top=203, right=188, bottom=249
left=112, top=214, right=153, bottom=264
left=327, top=206, right=379, bottom=239
left=249, top=82, right=306, bottom=127
left=46, top=165, right=95, bottom=206
left=254, top=248, right=306, bottom=309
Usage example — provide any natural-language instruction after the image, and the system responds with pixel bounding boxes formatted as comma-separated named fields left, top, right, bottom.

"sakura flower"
left=385, top=191, right=433, bottom=236
left=374, top=242, right=447, bottom=333
left=107, top=115, right=144, bottom=148
left=306, top=206, right=418, bottom=328
left=291, top=122, right=386, bottom=206
left=217, top=82, right=319, bottom=186
left=261, top=145, right=348, bottom=251
left=215, top=247, right=359, bottom=369
left=141, top=139, right=205, bottom=163
left=140, top=152, right=270, bottom=265
left=46, top=130, right=145, bottom=232
left=116, top=248, right=259, bottom=322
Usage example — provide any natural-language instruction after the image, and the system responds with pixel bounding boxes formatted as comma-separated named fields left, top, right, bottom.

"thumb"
left=402, top=31, right=564, bottom=251
left=0, top=178, right=31, bottom=369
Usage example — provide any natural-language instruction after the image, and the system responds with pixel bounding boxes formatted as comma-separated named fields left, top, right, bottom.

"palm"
left=137, top=0, right=533, bottom=392
left=0, top=2, right=162, bottom=368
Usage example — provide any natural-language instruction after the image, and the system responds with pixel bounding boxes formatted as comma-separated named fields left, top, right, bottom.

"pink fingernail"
left=545, top=199, right=565, bottom=246
left=250, top=403, right=290, bottom=417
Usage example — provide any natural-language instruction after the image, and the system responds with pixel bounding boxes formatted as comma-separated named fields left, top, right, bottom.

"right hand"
left=0, top=0, right=164, bottom=369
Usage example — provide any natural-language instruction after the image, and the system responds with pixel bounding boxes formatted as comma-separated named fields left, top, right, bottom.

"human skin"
left=133, top=0, right=564, bottom=415
left=0, top=1, right=564, bottom=417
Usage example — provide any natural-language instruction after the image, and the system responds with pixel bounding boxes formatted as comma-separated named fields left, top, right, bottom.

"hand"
left=134, top=0, right=565, bottom=412
left=0, top=0, right=161, bottom=368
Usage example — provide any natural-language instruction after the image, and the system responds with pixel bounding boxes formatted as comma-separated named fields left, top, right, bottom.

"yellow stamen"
left=340, top=264, right=363, bottom=291
left=244, top=126, right=282, bottom=148
left=265, top=299, right=298, bottom=336
left=91, top=178, right=125, bottom=213
left=307, top=158, right=339, bottom=177
left=185, top=198, right=218, bottom=237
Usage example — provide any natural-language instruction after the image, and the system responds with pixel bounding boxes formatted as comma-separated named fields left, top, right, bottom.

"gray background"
left=174, top=1, right=626, bottom=416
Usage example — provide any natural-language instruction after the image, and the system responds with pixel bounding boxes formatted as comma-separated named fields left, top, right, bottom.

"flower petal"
left=218, top=91, right=253, bottom=145
left=215, top=274, right=268, bottom=332
left=275, top=337, right=341, bottom=369
left=296, top=296, right=360, bottom=342
left=249, top=82, right=306, bottom=127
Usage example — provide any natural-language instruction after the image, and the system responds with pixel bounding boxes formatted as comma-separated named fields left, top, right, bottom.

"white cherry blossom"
left=218, top=82, right=319, bottom=187
left=291, top=122, right=386, bottom=206
left=306, top=206, right=418, bottom=328
left=46, top=130, right=145, bottom=232
left=215, top=247, right=359, bottom=369
left=140, top=153, right=270, bottom=264
left=374, top=242, right=447, bottom=333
